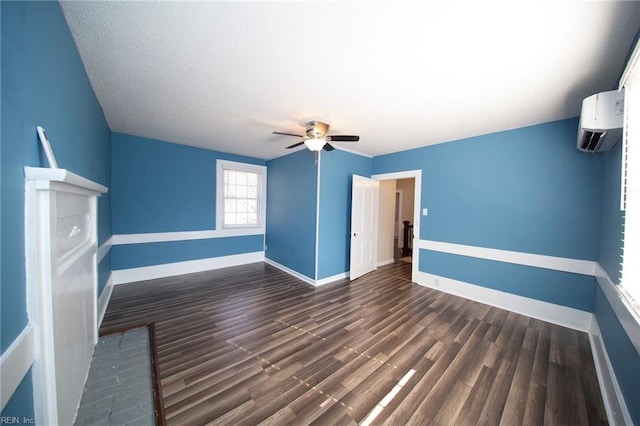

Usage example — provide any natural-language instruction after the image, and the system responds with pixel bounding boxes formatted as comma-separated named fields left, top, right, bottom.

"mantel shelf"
left=24, top=167, right=108, bottom=194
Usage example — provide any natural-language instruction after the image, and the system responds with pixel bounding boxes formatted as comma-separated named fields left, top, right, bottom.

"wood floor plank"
left=101, top=261, right=607, bottom=425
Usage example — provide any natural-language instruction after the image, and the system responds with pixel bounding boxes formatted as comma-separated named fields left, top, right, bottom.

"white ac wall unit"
left=577, top=89, right=624, bottom=153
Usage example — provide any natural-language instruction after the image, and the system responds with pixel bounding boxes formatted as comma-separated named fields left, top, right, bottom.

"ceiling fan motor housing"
left=305, top=121, right=329, bottom=139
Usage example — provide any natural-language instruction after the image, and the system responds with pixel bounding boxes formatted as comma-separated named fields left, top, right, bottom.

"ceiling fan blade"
left=273, top=131, right=304, bottom=138
left=286, top=141, right=305, bottom=149
left=323, top=143, right=335, bottom=151
left=326, top=135, right=359, bottom=142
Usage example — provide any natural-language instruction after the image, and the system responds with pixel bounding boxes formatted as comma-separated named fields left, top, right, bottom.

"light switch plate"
left=423, top=208, right=428, bottom=216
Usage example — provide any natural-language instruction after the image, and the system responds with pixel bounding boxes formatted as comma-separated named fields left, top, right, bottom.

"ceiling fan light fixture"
left=304, top=137, right=326, bottom=152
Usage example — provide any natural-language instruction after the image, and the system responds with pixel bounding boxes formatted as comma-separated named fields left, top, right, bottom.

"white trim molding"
left=216, top=159, right=267, bottom=233
left=316, top=272, right=349, bottom=286
left=24, top=167, right=108, bottom=194
left=415, top=270, right=594, bottom=332
left=315, top=152, right=322, bottom=281
left=594, top=263, right=640, bottom=355
left=264, top=258, right=315, bottom=286
left=590, top=319, right=633, bottom=426
left=111, top=251, right=264, bottom=285
left=417, top=239, right=596, bottom=276
left=97, top=273, right=114, bottom=329
left=1, top=324, right=35, bottom=411
left=265, top=257, right=349, bottom=287
left=372, top=169, right=422, bottom=285
left=97, top=236, right=113, bottom=263
left=112, top=228, right=263, bottom=245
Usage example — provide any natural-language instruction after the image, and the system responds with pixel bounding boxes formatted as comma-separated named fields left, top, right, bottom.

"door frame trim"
left=372, top=170, right=422, bottom=283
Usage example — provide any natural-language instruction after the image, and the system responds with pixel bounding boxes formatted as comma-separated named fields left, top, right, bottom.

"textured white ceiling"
left=60, top=1, right=640, bottom=160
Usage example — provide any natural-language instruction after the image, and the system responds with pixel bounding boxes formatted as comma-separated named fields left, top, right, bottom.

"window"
left=216, top=160, right=266, bottom=230
left=620, top=41, right=640, bottom=316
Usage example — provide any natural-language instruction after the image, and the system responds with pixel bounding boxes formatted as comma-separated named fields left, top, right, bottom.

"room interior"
left=2, top=1, right=639, bottom=424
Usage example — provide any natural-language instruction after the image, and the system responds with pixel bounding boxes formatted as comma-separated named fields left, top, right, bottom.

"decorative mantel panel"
left=24, top=167, right=108, bottom=426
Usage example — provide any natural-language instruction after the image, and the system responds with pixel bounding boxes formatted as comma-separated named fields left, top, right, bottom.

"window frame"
left=619, top=40, right=640, bottom=318
left=216, top=159, right=267, bottom=231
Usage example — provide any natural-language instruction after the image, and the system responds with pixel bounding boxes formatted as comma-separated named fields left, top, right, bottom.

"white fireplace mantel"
left=24, top=166, right=108, bottom=193
left=24, top=166, right=107, bottom=426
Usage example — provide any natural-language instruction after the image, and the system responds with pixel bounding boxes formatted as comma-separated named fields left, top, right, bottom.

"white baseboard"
left=264, top=258, right=349, bottom=286
left=414, top=270, right=594, bottom=332
left=316, top=272, right=349, bottom=286
left=97, top=273, right=113, bottom=329
left=1, top=324, right=35, bottom=410
left=589, top=319, right=633, bottom=426
left=377, top=258, right=395, bottom=267
left=264, top=258, right=315, bottom=286
left=111, top=251, right=265, bottom=285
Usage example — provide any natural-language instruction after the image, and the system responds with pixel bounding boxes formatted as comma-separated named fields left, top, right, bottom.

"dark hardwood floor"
left=101, top=261, right=607, bottom=425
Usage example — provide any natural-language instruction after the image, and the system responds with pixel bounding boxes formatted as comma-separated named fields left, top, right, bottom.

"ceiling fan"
left=273, top=121, right=359, bottom=152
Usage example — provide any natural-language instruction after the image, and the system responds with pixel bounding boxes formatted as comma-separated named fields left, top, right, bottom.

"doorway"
left=372, top=170, right=421, bottom=283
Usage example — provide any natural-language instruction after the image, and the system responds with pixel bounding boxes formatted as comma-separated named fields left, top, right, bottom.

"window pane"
left=237, top=185, right=248, bottom=198
left=236, top=172, right=248, bottom=185
left=225, top=199, right=236, bottom=213
left=225, top=213, right=235, bottom=225
left=248, top=200, right=258, bottom=213
left=248, top=185, right=257, bottom=198
left=225, top=170, right=236, bottom=185
left=248, top=212, right=258, bottom=224
left=247, top=173, right=258, bottom=186
left=237, top=212, right=248, bottom=224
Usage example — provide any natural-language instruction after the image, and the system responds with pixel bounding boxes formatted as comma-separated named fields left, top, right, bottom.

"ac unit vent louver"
left=579, top=130, right=606, bottom=152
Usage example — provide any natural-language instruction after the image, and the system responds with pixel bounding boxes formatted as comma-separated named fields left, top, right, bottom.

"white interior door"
left=350, top=175, right=379, bottom=280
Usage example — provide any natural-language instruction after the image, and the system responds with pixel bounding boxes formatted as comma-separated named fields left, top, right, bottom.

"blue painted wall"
left=1, top=0, right=111, bottom=417
left=317, top=150, right=373, bottom=279
left=0, top=369, right=35, bottom=423
left=374, top=118, right=602, bottom=260
left=373, top=119, right=602, bottom=311
left=266, top=150, right=318, bottom=279
left=110, top=133, right=265, bottom=270
left=111, top=133, right=264, bottom=233
left=112, top=236, right=264, bottom=269
left=596, top=140, right=640, bottom=424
